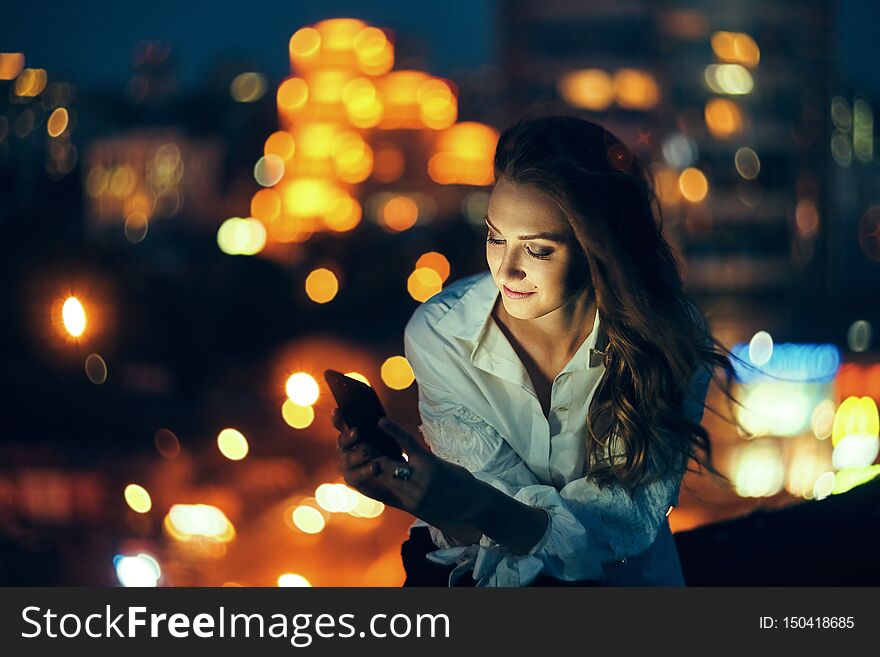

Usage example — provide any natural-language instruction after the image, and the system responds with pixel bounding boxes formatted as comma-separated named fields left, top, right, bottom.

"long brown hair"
left=493, top=114, right=741, bottom=494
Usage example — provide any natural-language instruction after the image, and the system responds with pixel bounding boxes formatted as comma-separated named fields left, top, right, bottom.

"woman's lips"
left=503, top=284, right=536, bottom=300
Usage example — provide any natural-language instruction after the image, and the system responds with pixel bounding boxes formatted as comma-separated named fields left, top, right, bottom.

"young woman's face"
left=486, top=178, right=590, bottom=320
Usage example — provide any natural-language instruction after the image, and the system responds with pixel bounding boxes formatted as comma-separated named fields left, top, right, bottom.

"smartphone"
left=324, top=369, right=406, bottom=462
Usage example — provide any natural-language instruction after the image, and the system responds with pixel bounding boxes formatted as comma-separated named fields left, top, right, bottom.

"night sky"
left=4, top=1, right=878, bottom=97
left=1, top=0, right=493, bottom=86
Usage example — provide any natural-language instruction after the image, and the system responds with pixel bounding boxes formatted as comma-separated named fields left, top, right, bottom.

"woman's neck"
left=493, top=287, right=597, bottom=363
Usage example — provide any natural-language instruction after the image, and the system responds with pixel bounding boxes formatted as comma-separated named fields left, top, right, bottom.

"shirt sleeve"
left=403, top=304, right=714, bottom=587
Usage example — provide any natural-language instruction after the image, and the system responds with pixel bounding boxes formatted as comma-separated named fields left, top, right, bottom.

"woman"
left=335, top=115, right=735, bottom=587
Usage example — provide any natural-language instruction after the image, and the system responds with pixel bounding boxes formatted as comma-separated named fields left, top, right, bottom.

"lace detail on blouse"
left=417, top=405, right=506, bottom=473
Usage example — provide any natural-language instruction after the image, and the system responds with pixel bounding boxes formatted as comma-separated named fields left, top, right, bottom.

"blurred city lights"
left=748, top=331, right=774, bottom=366
left=704, top=64, right=754, bottom=95
left=217, top=217, right=267, bottom=256
left=813, top=471, right=836, bottom=500
left=558, top=69, right=614, bottom=111
left=731, top=439, right=785, bottom=497
left=678, top=167, right=708, bottom=202
left=704, top=98, right=743, bottom=138
left=831, top=396, right=879, bottom=470
left=846, top=320, right=873, bottom=352
left=734, top=147, right=760, bottom=179
left=415, top=251, right=450, bottom=283
left=0, top=52, right=25, bottom=80
left=46, top=107, right=69, bottom=137
left=736, top=382, right=815, bottom=437
left=165, top=504, right=235, bottom=542
left=278, top=573, right=312, bottom=587
left=292, top=504, right=326, bottom=534
left=380, top=355, right=414, bottom=390
left=344, top=372, right=371, bottom=386
left=285, top=372, right=320, bottom=406
left=61, top=296, right=87, bottom=337
left=254, top=154, right=285, bottom=187
left=114, top=553, right=161, bottom=587
left=230, top=72, right=267, bottom=103
left=612, top=69, right=660, bottom=109
left=831, top=465, right=880, bottom=495
left=217, top=428, right=249, bottom=461
left=407, top=267, right=443, bottom=302
left=281, top=399, right=315, bottom=429
left=305, top=268, right=340, bottom=303
left=154, top=428, right=181, bottom=458
left=811, top=399, right=837, bottom=440
left=730, top=343, right=841, bottom=384
left=124, top=483, right=152, bottom=514
left=84, top=353, right=108, bottom=384
left=315, top=483, right=358, bottom=513
left=710, top=32, right=760, bottom=67
left=662, top=133, right=698, bottom=169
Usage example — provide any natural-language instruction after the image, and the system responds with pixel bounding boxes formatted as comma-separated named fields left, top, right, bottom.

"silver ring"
left=393, top=463, right=413, bottom=481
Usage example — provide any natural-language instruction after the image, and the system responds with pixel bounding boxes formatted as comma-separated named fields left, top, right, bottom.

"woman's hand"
left=333, top=409, right=482, bottom=528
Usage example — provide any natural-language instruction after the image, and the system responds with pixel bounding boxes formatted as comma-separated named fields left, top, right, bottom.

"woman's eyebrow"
left=484, top=216, right=567, bottom=243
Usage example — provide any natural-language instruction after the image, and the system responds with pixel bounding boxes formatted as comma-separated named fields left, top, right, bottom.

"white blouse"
left=403, top=271, right=713, bottom=587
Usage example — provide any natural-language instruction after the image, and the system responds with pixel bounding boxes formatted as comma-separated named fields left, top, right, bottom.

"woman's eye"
left=486, top=232, right=552, bottom=260
left=526, top=246, right=553, bottom=260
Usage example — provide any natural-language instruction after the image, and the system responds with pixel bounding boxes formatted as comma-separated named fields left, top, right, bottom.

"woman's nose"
left=498, top=247, right=526, bottom=281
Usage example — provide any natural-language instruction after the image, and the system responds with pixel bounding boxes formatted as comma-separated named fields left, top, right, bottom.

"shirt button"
left=556, top=406, right=569, bottom=412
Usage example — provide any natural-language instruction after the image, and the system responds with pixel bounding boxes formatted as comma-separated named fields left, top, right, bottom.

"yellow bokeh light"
left=408, top=267, right=443, bottom=303
left=711, top=31, right=760, bottom=68
left=558, top=69, right=614, bottom=111
left=14, top=68, right=47, bottom=97
left=264, top=131, right=295, bottom=160
left=282, top=399, right=315, bottom=429
left=217, top=428, right=249, bottom=461
left=381, top=355, right=415, bottom=390
left=290, top=27, right=322, bottom=59
left=0, top=53, right=25, bottom=81
left=832, top=396, right=879, bottom=447
left=286, top=372, right=320, bottom=406
left=292, top=505, right=326, bottom=534
left=415, top=251, right=450, bottom=283
left=705, top=98, right=743, bottom=138
left=429, top=122, right=498, bottom=186
left=251, top=188, right=281, bottom=223
left=47, top=107, right=69, bottom=138
left=282, top=178, right=328, bottom=218
left=165, top=504, right=235, bottom=542
left=612, top=69, right=660, bottom=109
left=382, top=195, right=419, bottom=231
left=678, top=167, right=709, bottom=203
left=344, top=372, right=370, bottom=386
left=62, top=296, right=87, bottom=337
left=315, top=483, right=358, bottom=513
left=124, top=484, right=152, bottom=514
left=305, top=268, right=340, bottom=304
left=217, top=217, right=267, bottom=256
left=278, top=573, right=312, bottom=587
left=277, top=77, right=309, bottom=110
left=324, top=193, right=362, bottom=232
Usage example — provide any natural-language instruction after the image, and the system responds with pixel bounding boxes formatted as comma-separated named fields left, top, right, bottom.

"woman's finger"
left=337, top=428, right=360, bottom=451
left=331, top=408, right=347, bottom=432
left=377, top=417, right=427, bottom=459
left=339, top=444, right=375, bottom=470
left=343, top=459, right=382, bottom=488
